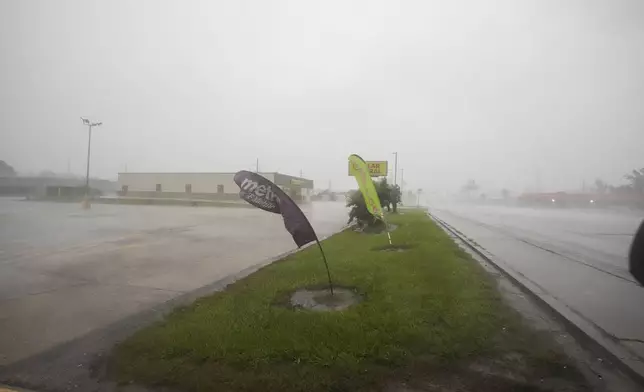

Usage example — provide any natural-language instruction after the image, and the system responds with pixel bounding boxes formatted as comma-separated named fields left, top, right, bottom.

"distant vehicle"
left=518, top=191, right=643, bottom=209
left=517, top=192, right=568, bottom=207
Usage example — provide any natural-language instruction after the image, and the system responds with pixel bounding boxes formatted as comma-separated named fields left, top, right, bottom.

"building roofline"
left=117, top=172, right=277, bottom=175
left=117, top=172, right=314, bottom=182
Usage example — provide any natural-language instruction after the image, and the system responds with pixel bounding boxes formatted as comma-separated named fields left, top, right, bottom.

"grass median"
left=108, top=211, right=586, bottom=391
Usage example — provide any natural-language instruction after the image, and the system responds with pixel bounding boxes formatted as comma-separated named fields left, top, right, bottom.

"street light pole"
left=400, top=168, right=404, bottom=192
left=81, top=117, right=102, bottom=209
left=85, top=123, right=93, bottom=192
left=392, top=152, right=398, bottom=186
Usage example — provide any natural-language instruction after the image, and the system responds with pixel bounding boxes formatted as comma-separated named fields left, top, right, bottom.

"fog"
left=2, top=0, right=643, bottom=193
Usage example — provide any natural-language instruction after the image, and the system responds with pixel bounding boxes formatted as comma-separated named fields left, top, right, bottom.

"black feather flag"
left=234, top=170, right=334, bottom=293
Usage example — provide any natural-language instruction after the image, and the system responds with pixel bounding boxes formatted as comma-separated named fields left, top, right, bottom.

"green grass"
left=108, top=212, right=585, bottom=392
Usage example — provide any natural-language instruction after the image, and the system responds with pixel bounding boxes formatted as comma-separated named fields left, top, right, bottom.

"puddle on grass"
left=355, top=223, right=398, bottom=234
left=372, top=243, right=415, bottom=252
left=289, top=287, right=362, bottom=312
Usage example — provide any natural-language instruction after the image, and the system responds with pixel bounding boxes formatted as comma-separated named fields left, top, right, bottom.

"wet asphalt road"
left=0, top=198, right=348, bottom=368
left=431, top=203, right=644, bottom=366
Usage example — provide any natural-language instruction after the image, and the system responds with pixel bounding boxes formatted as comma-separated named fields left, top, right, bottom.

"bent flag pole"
left=348, top=154, right=392, bottom=245
left=233, top=170, right=334, bottom=295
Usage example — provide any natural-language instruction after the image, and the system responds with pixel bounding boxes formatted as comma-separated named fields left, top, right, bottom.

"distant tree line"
left=595, top=167, right=644, bottom=195
left=0, top=160, right=16, bottom=177
left=459, top=167, right=644, bottom=199
left=0, top=160, right=86, bottom=179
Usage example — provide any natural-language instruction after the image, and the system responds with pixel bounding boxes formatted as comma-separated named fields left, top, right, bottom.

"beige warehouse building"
left=118, top=172, right=314, bottom=202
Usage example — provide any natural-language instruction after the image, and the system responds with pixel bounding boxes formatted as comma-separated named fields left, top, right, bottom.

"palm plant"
left=625, top=168, right=644, bottom=193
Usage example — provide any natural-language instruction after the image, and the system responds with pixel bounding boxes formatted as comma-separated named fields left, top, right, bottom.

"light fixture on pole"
left=80, top=117, right=102, bottom=209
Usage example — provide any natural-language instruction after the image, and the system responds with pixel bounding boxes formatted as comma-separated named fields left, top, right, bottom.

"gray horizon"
left=2, top=0, right=643, bottom=194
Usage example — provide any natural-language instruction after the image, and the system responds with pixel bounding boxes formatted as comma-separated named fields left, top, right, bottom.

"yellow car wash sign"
left=348, top=160, right=388, bottom=177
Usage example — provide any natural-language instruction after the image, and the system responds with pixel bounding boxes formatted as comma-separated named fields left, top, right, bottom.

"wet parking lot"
left=0, top=198, right=348, bottom=367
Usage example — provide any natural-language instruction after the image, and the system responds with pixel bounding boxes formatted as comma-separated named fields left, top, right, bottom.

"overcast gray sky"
left=2, top=0, right=643, bottom=193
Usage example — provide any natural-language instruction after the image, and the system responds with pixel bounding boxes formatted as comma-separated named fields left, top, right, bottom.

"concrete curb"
left=428, top=212, right=644, bottom=388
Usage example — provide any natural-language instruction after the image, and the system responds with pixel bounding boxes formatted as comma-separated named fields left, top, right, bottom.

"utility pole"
left=392, top=152, right=398, bottom=186
left=256, top=158, right=259, bottom=173
left=80, top=117, right=102, bottom=209
left=400, top=168, right=404, bottom=193
left=300, top=169, right=303, bottom=178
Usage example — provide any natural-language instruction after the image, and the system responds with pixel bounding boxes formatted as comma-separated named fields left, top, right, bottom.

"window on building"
left=185, top=184, right=192, bottom=193
left=217, top=184, right=224, bottom=194
left=156, top=184, right=162, bottom=192
left=121, top=185, right=128, bottom=195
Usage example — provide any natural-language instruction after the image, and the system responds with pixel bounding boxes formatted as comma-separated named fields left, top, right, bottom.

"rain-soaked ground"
left=0, top=197, right=348, bottom=369
left=431, top=203, right=644, bottom=375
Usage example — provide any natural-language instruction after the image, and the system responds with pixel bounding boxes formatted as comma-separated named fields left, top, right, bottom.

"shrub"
left=346, top=177, right=398, bottom=228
